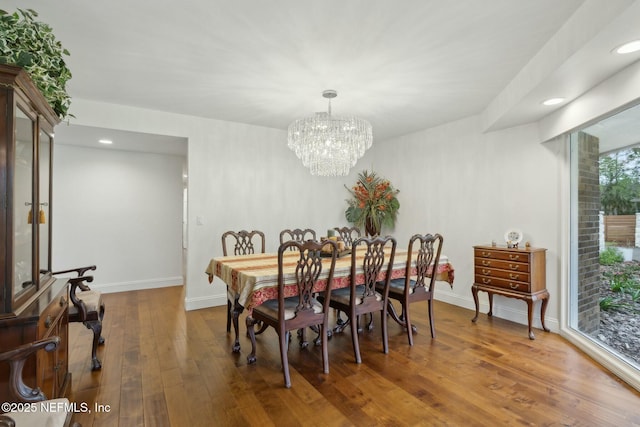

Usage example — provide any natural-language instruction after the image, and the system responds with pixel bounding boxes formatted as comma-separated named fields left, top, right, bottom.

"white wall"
left=53, top=144, right=184, bottom=292
left=372, top=116, right=563, bottom=331
left=56, top=101, right=358, bottom=311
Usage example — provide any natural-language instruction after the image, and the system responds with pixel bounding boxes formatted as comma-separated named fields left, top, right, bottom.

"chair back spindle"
left=333, top=226, right=361, bottom=247
left=222, top=230, right=266, bottom=256
left=279, top=228, right=316, bottom=250
left=410, top=233, right=443, bottom=295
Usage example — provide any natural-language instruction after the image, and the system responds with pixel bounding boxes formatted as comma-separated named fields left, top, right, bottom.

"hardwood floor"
left=68, top=286, right=640, bottom=426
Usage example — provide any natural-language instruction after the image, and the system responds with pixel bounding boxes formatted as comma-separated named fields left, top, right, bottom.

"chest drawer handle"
left=45, top=315, right=52, bottom=329
left=482, top=278, right=492, bottom=284
left=509, top=274, right=519, bottom=280
left=508, top=254, right=520, bottom=260
left=482, top=269, right=491, bottom=275
left=508, top=264, right=519, bottom=270
left=481, top=260, right=491, bottom=266
left=59, top=296, right=66, bottom=306
left=481, top=251, right=491, bottom=257
left=509, top=283, right=518, bottom=289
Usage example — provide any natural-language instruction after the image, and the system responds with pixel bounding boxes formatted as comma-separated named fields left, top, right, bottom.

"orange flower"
left=345, top=170, right=399, bottom=233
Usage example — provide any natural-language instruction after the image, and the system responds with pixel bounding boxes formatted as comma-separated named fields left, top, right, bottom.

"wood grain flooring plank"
left=65, top=286, right=640, bottom=426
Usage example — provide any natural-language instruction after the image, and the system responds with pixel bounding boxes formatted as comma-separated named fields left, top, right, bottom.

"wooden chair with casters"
left=326, top=236, right=397, bottom=363
left=53, top=265, right=104, bottom=371
left=377, top=233, right=443, bottom=344
left=279, top=228, right=316, bottom=250
left=246, top=239, right=339, bottom=388
left=221, top=230, right=266, bottom=352
left=333, top=226, right=361, bottom=247
left=0, top=337, right=80, bottom=427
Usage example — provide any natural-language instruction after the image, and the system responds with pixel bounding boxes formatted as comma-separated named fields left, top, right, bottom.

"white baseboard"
left=184, top=294, right=227, bottom=311
left=436, top=292, right=559, bottom=333
left=90, top=276, right=183, bottom=294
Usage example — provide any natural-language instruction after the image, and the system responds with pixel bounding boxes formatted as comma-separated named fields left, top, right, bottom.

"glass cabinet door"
left=13, top=108, right=34, bottom=299
left=39, top=128, right=51, bottom=277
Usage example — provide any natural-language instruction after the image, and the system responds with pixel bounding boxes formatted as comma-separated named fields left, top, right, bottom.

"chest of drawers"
left=471, top=245, right=549, bottom=339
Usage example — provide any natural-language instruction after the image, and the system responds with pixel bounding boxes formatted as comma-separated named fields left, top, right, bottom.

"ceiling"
left=4, top=0, right=640, bottom=153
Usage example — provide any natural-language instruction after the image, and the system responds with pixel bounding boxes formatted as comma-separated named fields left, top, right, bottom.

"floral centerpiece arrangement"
left=345, top=170, right=400, bottom=236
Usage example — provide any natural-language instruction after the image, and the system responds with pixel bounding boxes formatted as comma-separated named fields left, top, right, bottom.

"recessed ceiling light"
left=542, top=98, right=565, bottom=106
left=98, top=139, right=113, bottom=144
left=614, top=40, right=640, bottom=54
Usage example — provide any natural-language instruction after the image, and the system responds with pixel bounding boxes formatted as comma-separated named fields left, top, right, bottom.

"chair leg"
left=232, top=299, right=242, bottom=353
left=321, top=324, right=329, bottom=374
left=226, top=298, right=232, bottom=333
left=381, top=310, right=389, bottom=355
left=98, top=303, right=106, bottom=345
left=255, top=321, right=269, bottom=335
left=246, top=316, right=259, bottom=364
left=428, top=299, right=436, bottom=338
left=308, top=324, right=322, bottom=346
left=85, top=320, right=102, bottom=371
left=314, top=325, right=322, bottom=346
left=280, top=330, right=291, bottom=388
left=350, top=311, right=362, bottom=364
left=334, top=313, right=350, bottom=333
left=297, top=327, right=309, bottom=348
left=405, top=304, right=414, bottom=346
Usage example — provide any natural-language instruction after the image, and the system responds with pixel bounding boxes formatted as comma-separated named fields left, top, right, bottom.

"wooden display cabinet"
left=471, top=244, right=550, bottom=339
left=0, top=64, right=70, bottom=402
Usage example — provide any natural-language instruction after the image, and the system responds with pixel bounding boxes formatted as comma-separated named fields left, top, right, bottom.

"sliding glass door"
left=568, top=103, right=640, bottom=390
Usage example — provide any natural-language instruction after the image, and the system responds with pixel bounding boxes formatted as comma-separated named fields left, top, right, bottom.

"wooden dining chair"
left=333, top=226, right=361, bottom=247
left=221, top=230, right=266, bottom=352
left=222, top=230, right=266, bottom=257
left=52, top=265, right=104, bottom=371
left=246, top=239, right=339, bottom=388
left=279, top=228, right=316, bottom=250
left=377, top=233, right=443, bottom=344
left=331, top=226, right=361, bottom=325
left=326, top=235, right=397, bottom=363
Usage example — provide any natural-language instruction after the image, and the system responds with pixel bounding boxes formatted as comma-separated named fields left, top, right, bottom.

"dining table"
left=206, top=247, right=455, bottom=352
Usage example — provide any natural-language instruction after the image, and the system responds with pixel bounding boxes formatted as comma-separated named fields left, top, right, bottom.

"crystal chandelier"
left=287, top=90, right=373, bottom=176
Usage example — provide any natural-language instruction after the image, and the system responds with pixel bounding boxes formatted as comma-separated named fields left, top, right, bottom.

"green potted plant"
left=0, top=8, right=72, bottom=119
left=345, top=170, right=400, bottom=236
